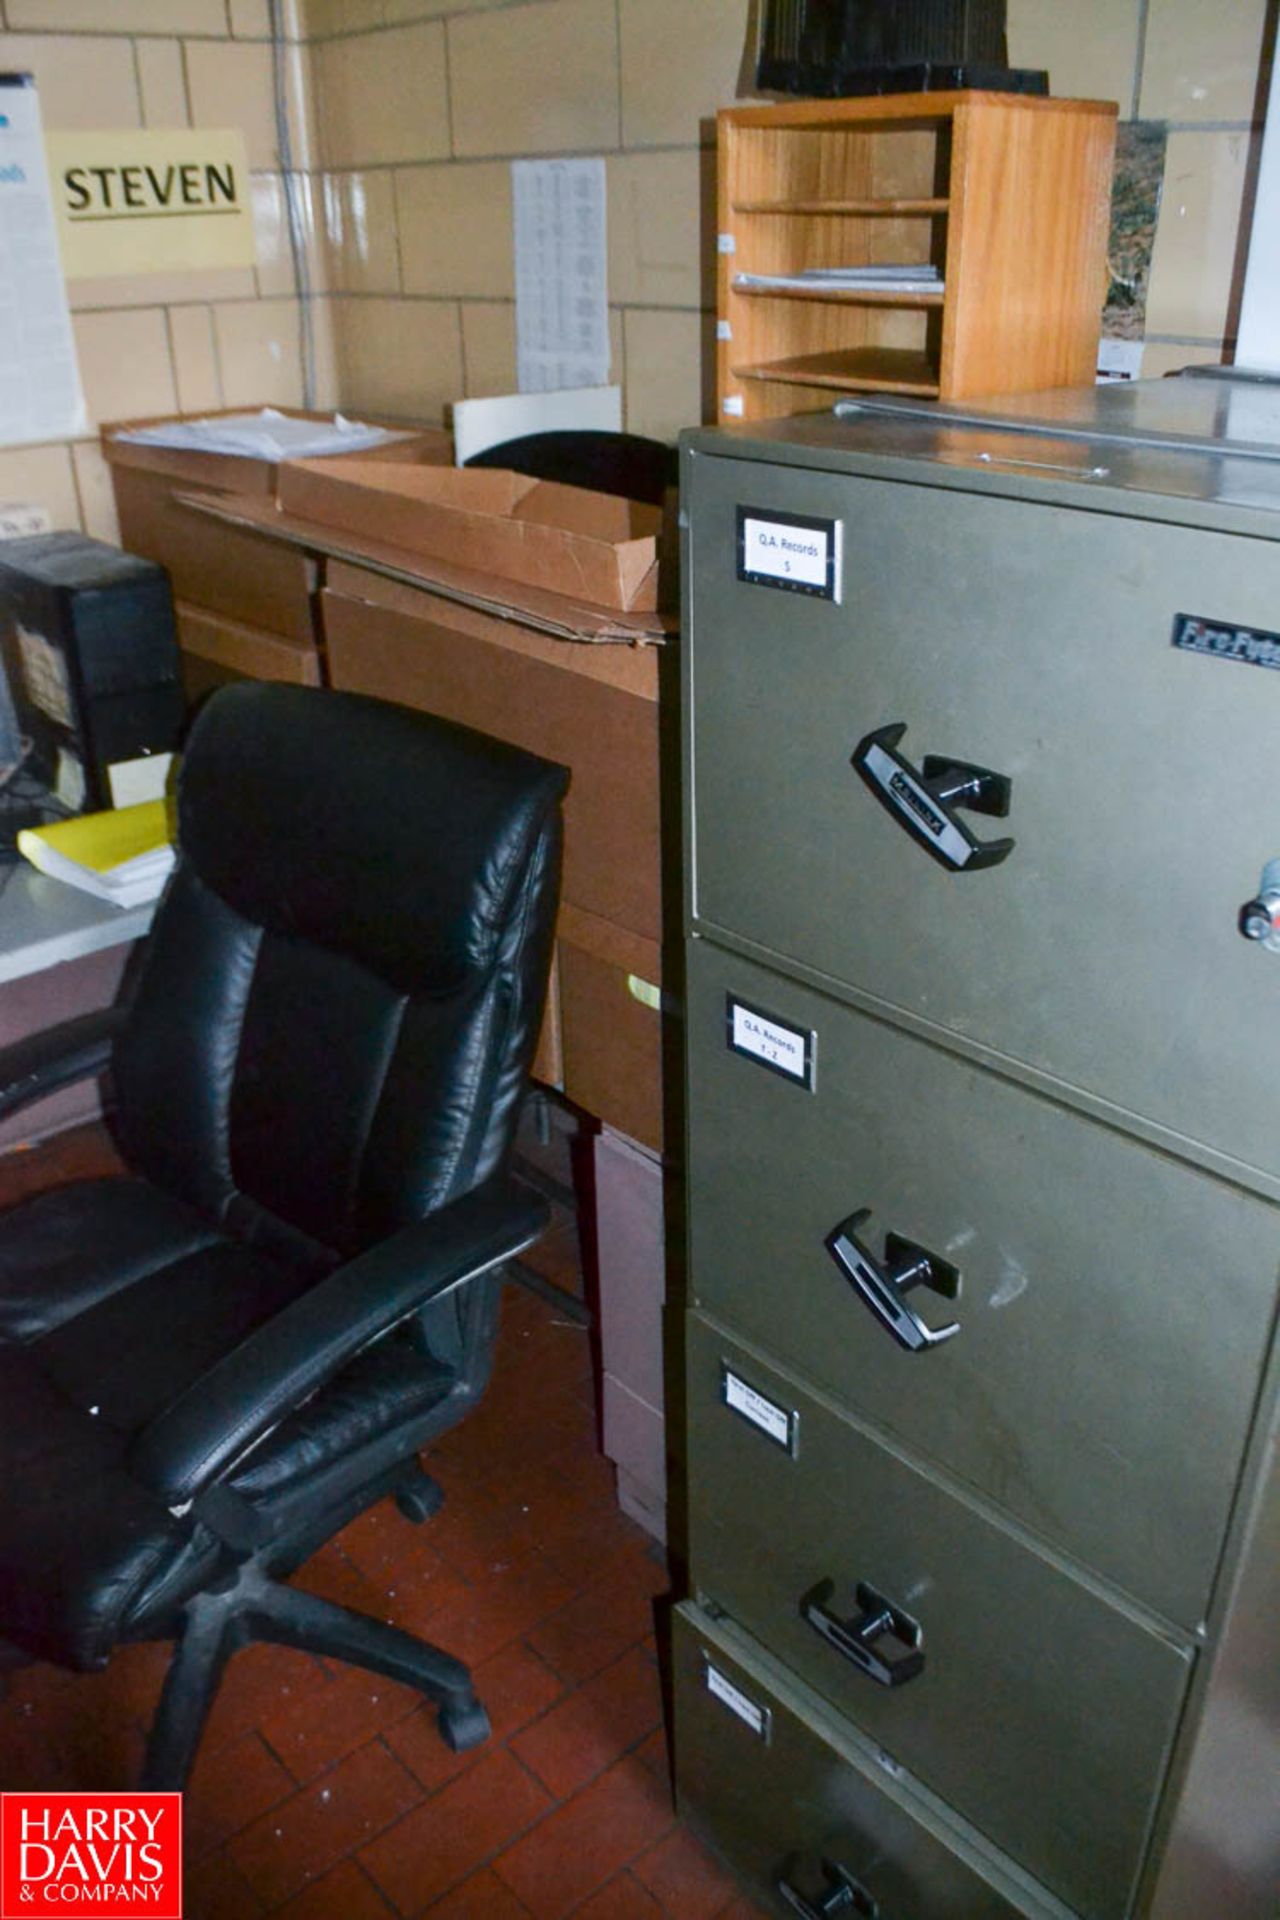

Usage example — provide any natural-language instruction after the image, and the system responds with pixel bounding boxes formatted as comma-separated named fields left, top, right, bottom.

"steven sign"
left=44, top=128, right=256, bottom=277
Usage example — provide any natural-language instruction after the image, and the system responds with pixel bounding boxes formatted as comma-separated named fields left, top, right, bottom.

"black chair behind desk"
left=463, top=429, right=677, bottom=507
left=0, top=682, right=567, bottom=1787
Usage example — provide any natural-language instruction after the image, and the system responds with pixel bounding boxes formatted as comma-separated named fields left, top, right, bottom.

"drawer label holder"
left=720, top=1363, right=799, bottom=1455
left=726, top=994, right=815, bottom=1089
left=736, top=505, right=841, bottom=600
left=702, top=1656, right=771, bottom=1741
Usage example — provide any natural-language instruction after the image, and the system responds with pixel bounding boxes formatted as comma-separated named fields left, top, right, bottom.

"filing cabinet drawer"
left=685, top=449, right=1280, bottom=1181
left=687, top=942, right=1278, bottom=1626
left=687, top=1314, right=1192, bottom=1920
left=673, top=1604, right=1068, bottom=1920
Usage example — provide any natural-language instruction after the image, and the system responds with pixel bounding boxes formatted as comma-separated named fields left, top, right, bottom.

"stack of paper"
left=114, top=409, right=406, bottom=461
left=18, top=799, right=175, bottom=908
left=735, top=265, right=944, bottom=295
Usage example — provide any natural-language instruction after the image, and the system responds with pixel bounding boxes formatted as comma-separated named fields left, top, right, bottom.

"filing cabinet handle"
left=826, top=1210, right=961, bottom=1352
left=852, top=722, right=1014, bottom=871
left=801, top=1578, right=925, bottom=1688
left=778, top=1856, right=881, bottom=1918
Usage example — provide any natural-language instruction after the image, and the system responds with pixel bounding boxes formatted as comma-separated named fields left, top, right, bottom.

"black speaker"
left=756, top=0, right=1048, bottom=97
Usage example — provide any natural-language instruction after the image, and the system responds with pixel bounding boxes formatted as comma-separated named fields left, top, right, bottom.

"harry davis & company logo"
left=0, top=1796, right=181, bottom=1916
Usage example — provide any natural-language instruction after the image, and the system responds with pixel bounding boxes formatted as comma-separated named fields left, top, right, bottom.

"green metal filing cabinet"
left=674, top=379, right=1280, bottom=1920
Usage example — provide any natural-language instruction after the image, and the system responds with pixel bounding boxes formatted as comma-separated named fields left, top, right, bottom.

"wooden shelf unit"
left=717, top=91, right=1117, bottom=420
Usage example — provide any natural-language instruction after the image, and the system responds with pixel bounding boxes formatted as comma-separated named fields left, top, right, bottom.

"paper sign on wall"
left=512, top=157, right=610, bottom=393
left=44, top=128, right=257, bottom=278
left=0, top=74, right=85, bottom=448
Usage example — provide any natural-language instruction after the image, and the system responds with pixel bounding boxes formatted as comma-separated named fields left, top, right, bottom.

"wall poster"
left=0, top=73, right=85, bottom=449
left=512, top=157, right=610, bottom=394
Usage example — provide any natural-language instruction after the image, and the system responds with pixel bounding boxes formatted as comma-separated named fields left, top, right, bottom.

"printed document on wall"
left=512, top=158, right=610, bottom=394
left=0, top=75, right=86, bottom=448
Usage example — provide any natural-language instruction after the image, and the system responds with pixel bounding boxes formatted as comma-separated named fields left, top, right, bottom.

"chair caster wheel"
left=438, top=1698, right=491, bottom=1752
left=395, top=1477, right=444, bottom=1524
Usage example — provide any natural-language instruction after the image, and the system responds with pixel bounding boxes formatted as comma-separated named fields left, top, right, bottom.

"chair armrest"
left=131, top=1176, right=548, bottom=1507
left=0, top=1008, right=126, bottom=1122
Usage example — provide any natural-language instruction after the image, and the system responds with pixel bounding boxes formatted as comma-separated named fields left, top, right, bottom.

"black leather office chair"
left=464, top=429, right=677, bottom=506
left=0, top=682, right=567, bottom=1788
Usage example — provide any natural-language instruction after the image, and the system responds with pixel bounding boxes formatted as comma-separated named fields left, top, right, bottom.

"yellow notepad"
left=18, top=799, right=175, bottom=907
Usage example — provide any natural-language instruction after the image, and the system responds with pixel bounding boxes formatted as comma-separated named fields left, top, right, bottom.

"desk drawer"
left=687, top=1315, right=1190, bottom=1919
left=687, top=942, right=1277, bottom=1626
left=685, top=450, right=1280, bottom=1180
left=673, top=1604, right=1066, bottom=1919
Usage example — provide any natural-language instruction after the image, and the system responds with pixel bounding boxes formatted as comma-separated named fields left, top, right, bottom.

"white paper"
left=735, top=265, right=943, bottom=295
left=729, top=999, right=812, bottom=1082
left=1096, top=338, right=1144, bottom=384
left=703, top=1662, right=769, bottom=1740
left=0, top=76, right=85, bottom=448
left=741, top=514, right=833, bottom=591
left=723, top=1369, right=793, bottom=1451
left=512, top=158, right=610, bottom=394
left=115, top=409, right=404, bottom=460
left=108, top=751, right=174, bottom=808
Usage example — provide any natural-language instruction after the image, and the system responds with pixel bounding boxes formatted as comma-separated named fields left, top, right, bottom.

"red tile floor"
left=0, top=1124, right=768, bottom=1920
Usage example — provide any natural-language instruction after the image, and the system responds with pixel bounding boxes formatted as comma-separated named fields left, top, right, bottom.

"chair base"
left=140, top=1465, right=488, bottom=1789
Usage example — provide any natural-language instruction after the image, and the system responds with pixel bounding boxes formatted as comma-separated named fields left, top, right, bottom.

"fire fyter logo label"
left=0, top=1796, right=181, bottom=1917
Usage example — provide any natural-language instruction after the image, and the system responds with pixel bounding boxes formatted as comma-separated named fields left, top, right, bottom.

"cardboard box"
left=530, top=942, right=563, bottom=1093
left=594, top=1123, right=667, bottom=1541
left=322, top=564, right=661, bottom=941
left=279, top=457, right=661, bottom=612
left=515, top=912, right=662, bottom=1152
left=102, top=410, right=450, bottom=641
left=322, top=566, right=668, bottom=1150
left=116, top=467, right=318, bottom=640
left=557, top=907, right=664, bottom=1152
left=103, top=407, right=450, bottom=500
left=175, top=601, right=321, bottom=690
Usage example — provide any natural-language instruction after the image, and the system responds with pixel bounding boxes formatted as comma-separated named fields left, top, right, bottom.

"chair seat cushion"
left=0, top=1177, right=464, bottom=1668
left=0, top=1346, right=186, bottom=1669
left=0, top=1179, right=315, bottom=1434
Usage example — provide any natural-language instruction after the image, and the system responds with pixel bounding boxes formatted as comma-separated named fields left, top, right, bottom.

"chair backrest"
left=111, top=683, right=567, bottom=1270
left=463, top=429, right=677, bottom=506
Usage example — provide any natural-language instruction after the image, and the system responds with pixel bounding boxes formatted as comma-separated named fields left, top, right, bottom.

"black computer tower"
left=0, top=531, right=184, bottom=812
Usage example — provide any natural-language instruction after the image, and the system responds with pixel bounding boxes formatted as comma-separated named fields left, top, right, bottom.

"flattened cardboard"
left=175, top=601, right=321, bottom=687
left=278, top=455, right=661, bottom=611
left=330, top=562, right=660, bottom=693
left=180, top=490, right=671, bottom=646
